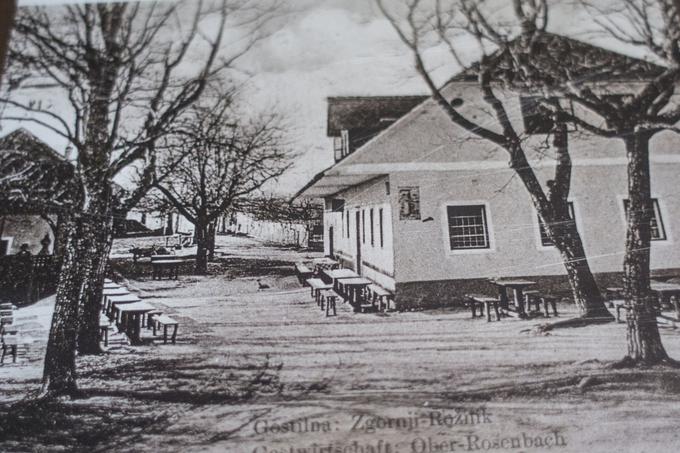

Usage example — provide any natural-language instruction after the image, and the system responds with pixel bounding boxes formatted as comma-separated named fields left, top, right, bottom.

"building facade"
left=298, top=40, right=680, bottom=310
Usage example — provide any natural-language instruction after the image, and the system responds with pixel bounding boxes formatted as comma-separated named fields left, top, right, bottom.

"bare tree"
left=530, top=0, right=680, bottom=366
left=0, top=0, right=16, bottom=90
left=1, top=0, right=277, bottom=395
left=377, top=0, right=613, bottom=322
left=155, top=94, right=293, bottom=274
left=243, top=195, right=322, bottom=246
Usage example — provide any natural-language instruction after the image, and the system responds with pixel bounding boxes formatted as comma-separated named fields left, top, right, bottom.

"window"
left=538, top=202, right=576, bottom=247
left=446, top=205, right=490, bottom=250
left=379, top=209, right=384, bottom=248
left=347, top=211, right=350, bottom=238
left=520, top=96, right=555, bottom=134
left=370, top=209, right=374, bottom=246
left=362, top=210, right=366, bottom=244
left=623, top=198, right=667, bottom=241
left=0, top=238, right=11, bottom=256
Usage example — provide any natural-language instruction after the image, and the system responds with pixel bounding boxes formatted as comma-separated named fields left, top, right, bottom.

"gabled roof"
left=297, top=32, right=670, bottom=200
left=0, top=128, right=66, bottom=162
left=451, top=31, right=666, bottom=85
left=0, top=128, right=78, bottom=214
left=327, top=96, right=428, bottom=137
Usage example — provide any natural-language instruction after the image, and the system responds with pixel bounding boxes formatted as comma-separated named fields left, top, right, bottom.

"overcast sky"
left=10, top=0, right=640, bottom=196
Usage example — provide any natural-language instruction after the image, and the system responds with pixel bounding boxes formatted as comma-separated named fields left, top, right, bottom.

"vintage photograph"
left=1, top=0, right=680, bottom=451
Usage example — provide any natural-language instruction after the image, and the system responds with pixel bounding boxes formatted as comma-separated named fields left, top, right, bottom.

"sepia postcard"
left=1, top=0, right=680, bottom=452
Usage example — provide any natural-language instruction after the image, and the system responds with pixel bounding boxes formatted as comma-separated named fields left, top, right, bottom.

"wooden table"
left=115, top=301, right=155, bottom=345
left=491, top=279, right=536, bottom=318
left=322, top=268, right=359, bottom=292
left=338, top=277, right=373, bottom=309
left=102, top=287, right=130, bottom=313
left=104, top=282, right=121, bottom=289
left=313, top=257, right=340, bottom=274
left=107, top=294, right=141, bottom=319
left=651, top=282, right=680, bottom=319
left=151, top=259, right=190, bottom=280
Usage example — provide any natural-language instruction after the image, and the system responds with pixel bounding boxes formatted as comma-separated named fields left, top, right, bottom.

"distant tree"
left=243, top=195, right=322, bottom=246
left=2, top=0, right=277, bottom=395
left=155, top=94, right=293, bottom=274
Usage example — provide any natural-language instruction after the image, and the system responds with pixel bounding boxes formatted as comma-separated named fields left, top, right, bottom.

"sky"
left=9, top=0, right=642, bottom=196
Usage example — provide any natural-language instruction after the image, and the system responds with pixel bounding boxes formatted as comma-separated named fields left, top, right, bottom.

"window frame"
left=0, top=237, right=13, bottom=256
left=533, top=199, right=583, bottom=251
left=621, top=196, right=669, bottom=242
left=369, top=208, right=374, bottom=246
left=441, top=201, right=495, bottom=255
left=519, top=96, right=577, bottom=135
left=536, top=201, right=576, bottom=248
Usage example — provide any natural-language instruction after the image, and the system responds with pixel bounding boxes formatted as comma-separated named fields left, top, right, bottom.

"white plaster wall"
left=325, top=176, right=395, bottom=291
left=390, top=160, right=680, bottom=284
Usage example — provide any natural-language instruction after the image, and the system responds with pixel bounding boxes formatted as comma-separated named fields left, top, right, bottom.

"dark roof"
left=326, top=96, right=428, bottom=137
left=450, top=32, right=666, bottom=86
left=0, top=129, right=78, bottom=214
left=0, top=128, right=66, bottom=162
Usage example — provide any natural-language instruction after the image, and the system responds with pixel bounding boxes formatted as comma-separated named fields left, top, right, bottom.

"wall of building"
left=0, top=215, right=54, bottom=255
left=326, top=176, right=395, bottom=291
left=388, top=159, right=680, bottom=308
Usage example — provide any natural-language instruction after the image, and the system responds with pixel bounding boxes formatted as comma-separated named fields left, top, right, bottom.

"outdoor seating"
left=99, top=316, right=111, bottom=347
left=0, top=325, right=18, bottom=364
left=295, top=263, right=313, bottom=285
left=465, top=294, right=501, bottom=322
left=306, top=278, right=332, bottom=306
left=150, top=255, right=192, bottom=280
left=368, top=284, right=393, bottom=311
left=0, top=303, right=16, bottom=326
left=152, top=315, right=179, bottom=344
left=320, top=290, right=339, bottom=317
left=540, top=295, right=559, bottom=317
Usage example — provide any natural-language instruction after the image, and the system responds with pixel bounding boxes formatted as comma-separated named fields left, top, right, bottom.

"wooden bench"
left=151, top=255, right=192, bottom=280
left=465, top=294, right=501, bottom=322
left=295, top=263, right=313, bottom=285
left=1, top=325, right=18, bottom=364
left=306, top=278, right=333, bottom=306
left=368, top=284, right=393, bottom=311
left=99, top=316, right=111, bottom=347
left=152, top=315, right=179, bottom=344
left=320, top=290, right=339, bottom=317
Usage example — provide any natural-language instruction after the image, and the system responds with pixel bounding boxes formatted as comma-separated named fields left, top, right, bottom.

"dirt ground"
left=2, top=235, right=680, bottom=453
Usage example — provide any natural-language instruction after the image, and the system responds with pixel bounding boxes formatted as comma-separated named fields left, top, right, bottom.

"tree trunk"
left=166, top=212, right=174, bottom=236
left=620, top=131, right=670, bottom=365
left=552, top=224, right=611, bottom=319
left=77, top=214, right=113, bottom=355
left=509, top=138, right=612, bottom=321
left=207, top=221, right=216, bottom=260
left=42, top=215, right=90, bottom=396
left=195, top=220, right=209, bottom=274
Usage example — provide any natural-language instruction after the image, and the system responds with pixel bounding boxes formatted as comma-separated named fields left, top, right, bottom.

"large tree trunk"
left=551, top=222, right=611, bottom=319
left=42, top=216, right=91, bottom=396
left=207, top=221, right=216, bottom=260
left=509, top=129, right=612, bottom=321
left=77, top=211, right=113, bottom=355
left=0, top=0, right=17, bottom=90
left=619, top=131, right=671, bottom=365
left=194, top=219, right=209, bottom=274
